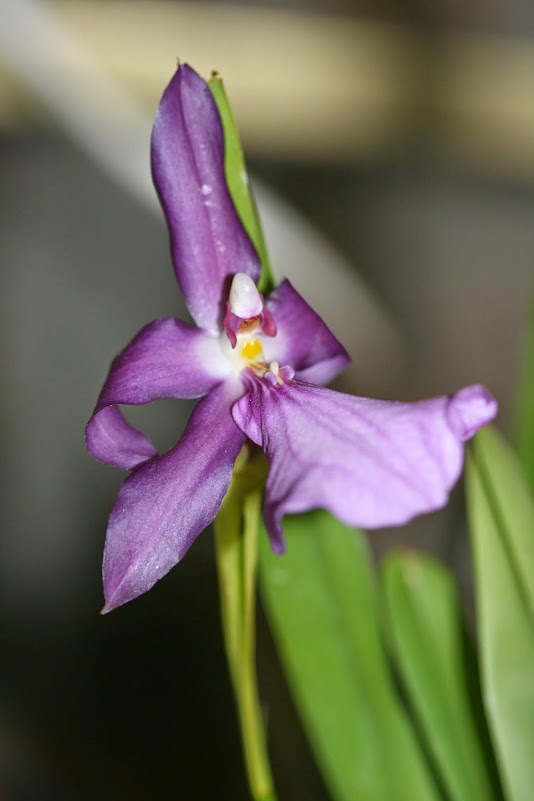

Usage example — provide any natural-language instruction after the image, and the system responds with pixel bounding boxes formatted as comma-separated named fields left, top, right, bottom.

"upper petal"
left=151, top=64, right=260, bottom=333
left=103, top=380, right=246, bottom=611
left=86, top=317, right=229, bottom=469
left=263, top=280, right=350, bottom=385
left=232, top=379, right=497, bottom=550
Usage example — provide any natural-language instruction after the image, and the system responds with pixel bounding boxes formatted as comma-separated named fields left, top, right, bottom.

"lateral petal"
left=151, top=64, right=260, bottom=333
left=263, top=280, right=350, bottom=385
left=85, top=318, right=229, bottom=469
left=233, top=380, right=497, bottom=550
left=85, top=406, right=157, bottom=471
left=103, top=380, right=246, bottom=611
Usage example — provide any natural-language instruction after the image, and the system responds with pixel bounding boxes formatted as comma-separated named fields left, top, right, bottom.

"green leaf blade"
left=382, top=552, right=499, bottom=801
left=467, top=426, right=534, bottom=801
left=472, top=426, right=534, bottom=616
left=513, top=294, right=534, bottom=494
left=259, top=510, right=440, bottom=801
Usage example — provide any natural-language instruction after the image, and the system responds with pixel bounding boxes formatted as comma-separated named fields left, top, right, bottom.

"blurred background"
left=1, top=0, right=534, bottom=798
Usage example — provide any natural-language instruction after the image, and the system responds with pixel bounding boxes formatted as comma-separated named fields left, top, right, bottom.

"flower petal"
left=85, top=318, right=229, bottom=469
left=103, top=380, right=246, bottom=611
left=151, top=64, right=260, bottom=333
left=233, top=380, right=497, bottom=550
left=263, top=280, right=350, bottom=384
left=86, top=406, right=157, bottom=471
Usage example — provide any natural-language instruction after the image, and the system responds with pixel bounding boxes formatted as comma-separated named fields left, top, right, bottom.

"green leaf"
left=209, top=74, right=275, bottom=294
left=472, top=426, right=534, bottom=616
left=382, top=551, right=499, bottom=801
left=513, top=293, right=534, bottom=494
left=467, top=426, right=534, bottom=801
left=259, top=510, right=440, bottom=801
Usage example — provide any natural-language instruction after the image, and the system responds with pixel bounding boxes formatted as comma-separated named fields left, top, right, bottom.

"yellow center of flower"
left=241, top=338, right=263, bottom=360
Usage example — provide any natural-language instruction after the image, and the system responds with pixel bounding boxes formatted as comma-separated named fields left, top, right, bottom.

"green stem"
left=214, top=461, right=277, bottom=801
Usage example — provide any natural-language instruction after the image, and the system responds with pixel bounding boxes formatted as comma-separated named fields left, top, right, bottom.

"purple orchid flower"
left=86, top=64, right=497, bottom=612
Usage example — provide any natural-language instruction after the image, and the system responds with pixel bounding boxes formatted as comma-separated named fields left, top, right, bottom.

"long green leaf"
left=209, top=74, right=275, bottom=294
left=513, top=293, right=534, bottom=493
left=473, top=426, right=534, bottom=615
left=259, top=510, right=440, bottom=801
left=467, top=426, right=534, bottom=801
left=382, top=552, right=499, bottom=801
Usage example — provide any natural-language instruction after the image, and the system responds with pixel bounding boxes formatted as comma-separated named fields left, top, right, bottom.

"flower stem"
left=214, top=452, right=277, bottom=801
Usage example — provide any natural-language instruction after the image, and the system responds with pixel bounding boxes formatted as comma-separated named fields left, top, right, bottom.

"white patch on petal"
left=195, top=334, right=233, bottom=382
left=201, top=184, right=212, bottom=195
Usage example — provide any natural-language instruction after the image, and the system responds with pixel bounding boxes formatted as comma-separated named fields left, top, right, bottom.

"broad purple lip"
left=233, top=379, right=498, bottom=553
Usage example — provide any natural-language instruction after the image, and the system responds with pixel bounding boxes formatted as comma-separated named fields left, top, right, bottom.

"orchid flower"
left=86, top=65, right=497, bottom=612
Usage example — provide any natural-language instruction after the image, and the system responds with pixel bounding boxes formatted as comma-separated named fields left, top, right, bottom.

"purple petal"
left=86, top=406, right=157, bottom=471
left=151, top=64, right=260, bottom=333
left=103, top=380, right=246, bottom=611
left=263, top=280, right=350, bottom=384
left=86, top=318, right=229, bottom=469
left=233, top=380, right=497, bottom=550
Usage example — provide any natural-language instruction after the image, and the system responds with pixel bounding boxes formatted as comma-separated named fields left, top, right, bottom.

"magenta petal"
left=86, top=318, right=228, bottom=469
left=151, top=64, right=260, bottom=333
left=263, top=280, right=350, bottom=385
left=103, top=381, right=246, bottom=611
left=233, top=380, right=497, bottom=550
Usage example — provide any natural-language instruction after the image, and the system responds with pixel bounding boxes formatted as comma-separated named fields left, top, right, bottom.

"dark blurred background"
left=1, top=0, right=534, bottom=798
